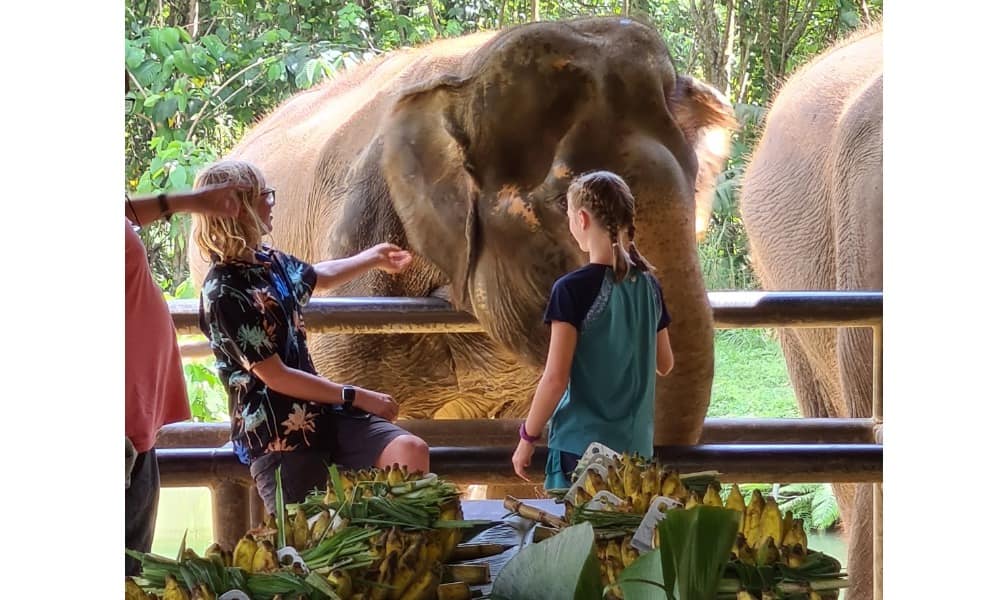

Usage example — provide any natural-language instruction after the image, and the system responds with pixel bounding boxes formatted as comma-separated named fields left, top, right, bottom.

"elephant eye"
left=554, top=192, right=568, bottom=213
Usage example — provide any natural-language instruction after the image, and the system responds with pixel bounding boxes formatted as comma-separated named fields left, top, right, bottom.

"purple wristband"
left=519, top=422, right=541, bottom=443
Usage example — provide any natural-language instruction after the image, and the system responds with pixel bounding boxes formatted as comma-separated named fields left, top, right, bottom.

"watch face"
left=343, top=386, right=356, bottom=401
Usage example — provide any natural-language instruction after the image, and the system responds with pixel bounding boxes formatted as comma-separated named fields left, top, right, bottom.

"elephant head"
left=379, top=18, right=736, bottom=440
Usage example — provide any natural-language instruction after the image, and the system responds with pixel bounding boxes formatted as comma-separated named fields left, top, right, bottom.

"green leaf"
left=152, top=95, right=179, bottom=123
left=491, top=522, right=602, bottom=600
left=275, top=466, right=287, bottom=548
left=168, top=165, right=189, bottom=189
left=659, top=506, right=740, bottom=600
left=267, top=61, right=285, bottom=81
left=620, top=549, right=670, bottom=600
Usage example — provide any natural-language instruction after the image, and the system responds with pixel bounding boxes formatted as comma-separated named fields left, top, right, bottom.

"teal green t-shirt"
left=541, top=263, right=670, bottom=489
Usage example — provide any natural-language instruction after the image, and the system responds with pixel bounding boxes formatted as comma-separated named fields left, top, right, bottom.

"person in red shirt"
left=125, top=185, right=243, bottom=575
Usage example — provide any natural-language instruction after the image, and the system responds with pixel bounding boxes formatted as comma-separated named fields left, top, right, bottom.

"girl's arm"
left=656, top=327, right=674, bottom=376
left=523, top=322, right=578, bottom=437
left=313, top=243, right=413, bottom=293
left=512, top=321, right=577, bottom=481
left=249, top=354, right=400, bottom=421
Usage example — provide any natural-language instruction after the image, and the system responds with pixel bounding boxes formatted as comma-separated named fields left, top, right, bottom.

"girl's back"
left=545, top=263, right=669, bottom=458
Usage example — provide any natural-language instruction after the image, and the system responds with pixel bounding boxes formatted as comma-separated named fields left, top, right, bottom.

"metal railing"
left=158, top=290, right=883, bottom=597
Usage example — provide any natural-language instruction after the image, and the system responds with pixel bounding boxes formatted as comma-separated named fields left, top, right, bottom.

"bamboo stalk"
left=503, top=496, right=568, bottom=529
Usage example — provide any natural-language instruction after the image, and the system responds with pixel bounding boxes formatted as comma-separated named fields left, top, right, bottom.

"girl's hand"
left=512, top=439, right=536, bottom=482
left=365, top=243, right=413, bottom=274
left=353, top=387, right=400, bottom=422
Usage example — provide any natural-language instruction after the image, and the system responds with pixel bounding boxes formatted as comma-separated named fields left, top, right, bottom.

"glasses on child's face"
left=261, top=188, right=276, bottom=207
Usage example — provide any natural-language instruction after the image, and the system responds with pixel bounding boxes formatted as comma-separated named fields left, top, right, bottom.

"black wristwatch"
left=342, top=385, right=356, bottom=410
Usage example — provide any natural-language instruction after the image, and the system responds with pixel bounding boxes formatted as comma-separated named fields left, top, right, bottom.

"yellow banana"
left=125, top=577, right=149, bottom=600
left=659, top=470, right=679, bottom=497
left=398, top=564, right=440, bottom=600
left=621, top=457, right=640, bottom=499
left=163, top=574, right=191, bottom=600
left=744, top=507, right=761, bottom=549
left=725, top=484, right=746, bottom=532
left=760, top=498, right=783, bottom=548
left=703, top=484, right=723, bottom=507
left=387, top=463, right=405, bottom=487
left=605, top=468, right=625, bottom=498
left=781, top=510, right=794, bottom=545
left=327, top=570, right=353, bottom=598
left=685, top=491, right=702, bottom=509
left=251, top=540, right=280, bottom=573
left=755, top=536, right=780, bottom=567
left=584, top=469, right=605, bottom=497
left=641, top=464, right=661, bottom=498
left=311, top=510, right=332, bottom=545
left=620, top=535, right=638, bottom=568
left=736, top=590, right=757, bottom=600
left=233, top=534, right=258, bottom=572
left=293, top=507, right=310, bottom=550
left=194, top=583, right=216, bottom=600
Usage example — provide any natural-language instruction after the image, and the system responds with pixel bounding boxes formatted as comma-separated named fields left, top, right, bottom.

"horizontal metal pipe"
left=157, top=444, right=882, bottom=488
left=169, top=291, right=882, bottom=336
left=156, top=417, right=876, bottom=449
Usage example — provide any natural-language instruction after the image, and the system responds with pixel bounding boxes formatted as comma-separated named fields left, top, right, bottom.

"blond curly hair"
left=191, top=160, right=270, bottom=262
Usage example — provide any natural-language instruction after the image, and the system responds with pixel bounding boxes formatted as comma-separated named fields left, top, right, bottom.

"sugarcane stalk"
left=503, top=496, right=568, bottom=529
left=716, top=577, right=849, bottom=594
left=449, top=543, right=512, bottom=561
left=443, top=563, right=492, bottom=585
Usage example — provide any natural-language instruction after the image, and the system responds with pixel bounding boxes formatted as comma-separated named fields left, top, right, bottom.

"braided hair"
left=566, top=171, right=655, bottom=282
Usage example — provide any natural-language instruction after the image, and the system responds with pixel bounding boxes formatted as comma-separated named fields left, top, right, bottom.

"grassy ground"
left=708, top=329, right=799, bottom=418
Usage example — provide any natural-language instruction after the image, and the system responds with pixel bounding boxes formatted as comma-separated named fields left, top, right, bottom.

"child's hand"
left=365, top=243, right=413, bottom=274
left=512, top=439, right=536, bottom=482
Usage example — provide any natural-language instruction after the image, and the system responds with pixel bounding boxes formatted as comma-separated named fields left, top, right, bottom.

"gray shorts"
left=249, top=412, right=409, bottom=514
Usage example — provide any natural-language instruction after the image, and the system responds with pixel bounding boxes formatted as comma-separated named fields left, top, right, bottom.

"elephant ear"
left=668, top=75, right=738, bottom=241
left=381, top=76, right=480, bottom=310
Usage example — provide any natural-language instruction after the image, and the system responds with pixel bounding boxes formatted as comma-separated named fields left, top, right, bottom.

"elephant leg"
left=836, top=328, right=876, bottom=600
left=844, top=483, right=873, bottom=600
left=777, top=330, right=837, bottom=419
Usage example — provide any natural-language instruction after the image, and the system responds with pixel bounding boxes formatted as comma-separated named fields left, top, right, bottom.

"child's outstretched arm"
left=512, top=321, right=578, bottom=481
left=312, top=242, right=413, bottom=292
left=656, top=327, right=674, bottom=376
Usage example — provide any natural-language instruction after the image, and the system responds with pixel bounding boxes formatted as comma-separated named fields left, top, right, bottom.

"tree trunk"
left=187, top=0, right=199, bottom=38
left=858, top=0, right=872, bottom=26
left=499, top=0, right=507, bottom=27
left=531, top=0, right=539, bottom=22
left=426, top=0, right=443, bottom=36
left=623, top=0, right=630, bottom=17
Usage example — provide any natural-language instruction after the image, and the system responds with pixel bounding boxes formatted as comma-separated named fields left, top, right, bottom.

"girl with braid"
left=511, top=171, right=674, bottom=489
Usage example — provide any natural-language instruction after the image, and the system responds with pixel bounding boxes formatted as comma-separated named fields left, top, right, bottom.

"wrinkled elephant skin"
left=740, top=26, right=882, bottom=600
left=189, top=18, right=736, bottom=446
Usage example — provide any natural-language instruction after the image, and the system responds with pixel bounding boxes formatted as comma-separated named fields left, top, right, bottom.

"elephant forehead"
left=492, top=185, right=540, bottom=230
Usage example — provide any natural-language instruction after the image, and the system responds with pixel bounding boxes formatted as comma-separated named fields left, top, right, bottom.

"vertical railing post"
left=872, top=324, right=883, bottom=600
left=211, top=480, right=251, bottom=551
left=249, top=484, right=267, bottom=524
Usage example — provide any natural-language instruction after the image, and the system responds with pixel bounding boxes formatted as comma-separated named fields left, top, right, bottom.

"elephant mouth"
left=468, top=226, right=584, bottom=368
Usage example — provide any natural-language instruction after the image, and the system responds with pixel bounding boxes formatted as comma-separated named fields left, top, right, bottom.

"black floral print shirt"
left=199, top=247, right=331, bottom=464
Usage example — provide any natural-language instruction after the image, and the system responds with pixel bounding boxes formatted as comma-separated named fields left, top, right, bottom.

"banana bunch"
left=570, top=453, right=691, bottom=516
left=725, top=486, right=811, bottom=567
left=593, top=534, right=640, bottom=599
left=343, top=515, right=462, bottom=600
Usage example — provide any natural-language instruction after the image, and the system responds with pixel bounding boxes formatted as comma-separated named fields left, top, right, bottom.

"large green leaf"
left=491, top=522, right=603, bottom=600
left=620, top=547, right=670, bottom=600
left=659, top=506, right=740, bottom=600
